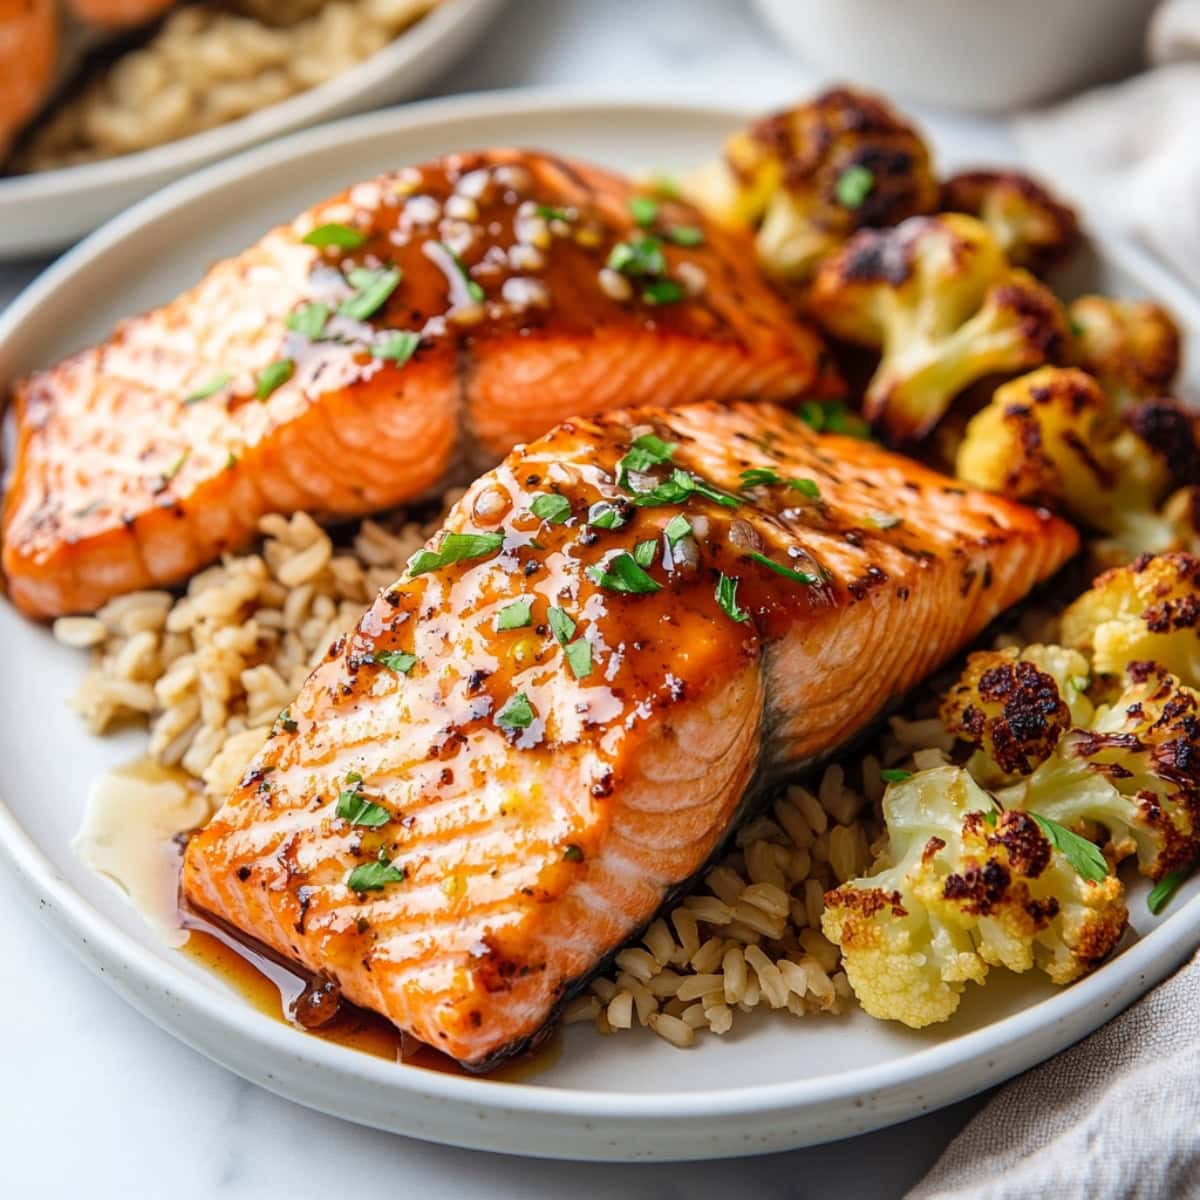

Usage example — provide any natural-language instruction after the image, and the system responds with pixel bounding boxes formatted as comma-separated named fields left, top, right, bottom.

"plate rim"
left=0, top=0, right=501, bottom=202
left=2, top=87, right=1200, bottom=1140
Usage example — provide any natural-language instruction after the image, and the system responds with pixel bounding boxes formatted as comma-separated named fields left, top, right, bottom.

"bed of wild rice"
left=52, top=506, right=1057, bottom=1049
left=12, top=0, right=440, bottom=172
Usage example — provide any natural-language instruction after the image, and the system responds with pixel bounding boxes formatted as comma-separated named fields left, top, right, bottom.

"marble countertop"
left=0, top=2, right=1016, bottom=1194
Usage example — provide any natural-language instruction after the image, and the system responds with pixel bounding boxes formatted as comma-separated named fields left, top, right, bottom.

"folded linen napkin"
left=910, top=7, right=1200, bottom=1194
left=907, top=952, right=1200, bottom=1199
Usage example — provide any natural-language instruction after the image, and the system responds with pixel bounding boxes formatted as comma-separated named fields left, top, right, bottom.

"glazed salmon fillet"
left=183, top=399, right=1078, bottom=1068
left=3, top=150, right=837, bottom=618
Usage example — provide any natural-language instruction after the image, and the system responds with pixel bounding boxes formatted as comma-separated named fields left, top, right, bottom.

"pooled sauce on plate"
left=180, top=914, right=561, bottom=1079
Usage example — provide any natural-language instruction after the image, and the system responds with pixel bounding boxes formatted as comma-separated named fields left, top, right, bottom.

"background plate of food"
left=1, top=90, right=1199, bottom=1161
left=0, top=0, right=502, bottom=257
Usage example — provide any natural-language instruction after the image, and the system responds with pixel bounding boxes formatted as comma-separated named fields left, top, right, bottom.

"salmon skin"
left=183, top=399, right=1078, bottom=1069
left=2, top=149, right=838, bottom=618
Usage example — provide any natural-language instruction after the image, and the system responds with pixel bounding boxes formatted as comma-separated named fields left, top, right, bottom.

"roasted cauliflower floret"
left=809, top=214, right=1068, bottom=444
left=822, top=767, right=1126, bottom=1027
left=684, top=87, right=939, bottom=282
left=1068, top=295, right=1182, bottom=411
left=941, top=169, right=1080, bottom=275
left=941, top=645, right=1092, bottom=784
left=1061, top=553, right=1200, bottom=689
left=956, top=367, right=1200, bottom=560
left=1021, top=664, right=1200, bottom=880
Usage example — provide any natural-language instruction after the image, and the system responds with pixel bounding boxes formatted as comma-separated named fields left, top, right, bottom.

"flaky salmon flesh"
left=2, top=149, right=838, bottom=618
left=183, top=399, right=1078, bottom=1069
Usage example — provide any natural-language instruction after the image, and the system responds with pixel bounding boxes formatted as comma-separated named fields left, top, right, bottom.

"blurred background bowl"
left=754, top=0, right=1160, bottom=113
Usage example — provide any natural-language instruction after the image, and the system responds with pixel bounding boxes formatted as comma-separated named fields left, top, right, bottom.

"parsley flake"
left=607, top=236, right=666, bottom=277
left=303, top=223, right=367, bottom=249
left=642, top=279, right=684, bottom=305
left=496, top=598, right=533, bottom=630
left=740, top=467, right=782, bottom=488
left=564, top=638, right=593, bottom=679
left=371, top=330, right=421, bottom=363
left=587, top=552, right=661, bottom=594
left=339, top=267, right=402, bottom=321
left=631, top=467, right=740, bottom=510
left=184, top=373, right=231, bottom=403
left=347, top=855, right=407, bottom=892
left=835, top=165, right=875, bottom=209
left=633, top=538, right=658, bottom=568
left=536, top=204, right=572, bottom=223
left=716, top=573, right=749, bottom=623
left=161, top=449, right=189, bottom=482
left=1148, top=866, right=1192, bottom=915
left=337, top=786, right=390, bottom=828
left=667, top=225, right=705, bottom=246
left=664, top=514, right=692, bottom=545
left=880, top=768, right=911, bottom=783
left=530, top=493, right=571, bottom=524
left=496, top=691, right=535, bottom=730
left=587, top=501, right=629, bottom=530
left=789, top=478, right=822, bottom=499
left=277, top=708, right=298, bottom=733
left=746, top=551, right=818, bottom=585
left=255, top=358, right=294, bottom=399
left=407, top=530, right=504, bottom=576
left=436, top=242, right=484, bottom=302
left=286, top=302, right=330, bottom=339
left=547, top=606, right=576, bottom=645
left=375, top=650, right=417, bottom=674
left=629, top=196, right=659, bottom=227
left=1031, top=813, right=1110, bottom=884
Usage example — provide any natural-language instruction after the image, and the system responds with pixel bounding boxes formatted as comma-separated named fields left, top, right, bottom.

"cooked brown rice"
left=54, top=505, right=1046, bottom=1049
left=13, top=0, right=440, bottom=172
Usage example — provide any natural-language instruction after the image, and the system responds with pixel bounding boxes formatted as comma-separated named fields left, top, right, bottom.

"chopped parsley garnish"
left=631, top=467, right=740, bottom=510
left=339, top=267, right=402, bottom=321
left=277, top=708, right=298, bottom=733
left=496, top=691, right=535, bottom=730
left=347, top=853, right=407, bottom=892
left=184, top=372, right=231, bottom=403
left=667, top=225, right=705, bottom=246
left=547, top=606, right=576, bottom=645
left=436, top=242, right=484, bottom=302
left=740, top=467, right=782, bottom=488
left=496, top=598, right=533, bottom=630
left=629, top=195, right=659, bottom=227
left=225, top=452, right=238, bottom=471
left=1067, top=674, right=1091, bottom=696
left=649, top=172, right=681, bottom=199
left=880, top=768, right=911, bottom=783
left=1031, top=813, right=1109, bottom=884
left=255, top=358, right=294, bottom=399
left=161, top=449, right=189, bottom=482
left=587, top=552, right=661, bottom=595
left=789, top=478, right=822, bottom=499
left=302, top=222, right=367, bottom=249
left=375, top=650, right=417, bottom=674
left=607, top=236, right=666, bottom=277
left=642, top=279, right=684, bottom=305
left=337, top=785, right=390, bottom=828
left=564, top=638, right=593, bottom=679
left=835, top=165, right=875, bottom=209
left=1148, top=866, right=1192, bottom=915
left=536, top=204, right=572, bottom=223
left=617, top=433, right=677, bottom=484
left=664, top=514, right=692, bottom=545
left=633, top=538, right=658, bottom=568
left=407, top=530, right=504, bottom=576
left=866, top=511, right=902, bottom=530
left=530, top=493, right=571, bottom=524
left=371, top=330, right=421, bottom=363
left=562, top=843, right=585, bottom=862
left=1068, top=317, right=1086, bottom=339
left=286, top=302, right=330, bottom=339
left=587, top=501, right=629, bottom=530
left=746, top=551, right=818, bottom=585
left=798, top=399, right=871, bottom=439
left=715, top=573, right=749, bottom=623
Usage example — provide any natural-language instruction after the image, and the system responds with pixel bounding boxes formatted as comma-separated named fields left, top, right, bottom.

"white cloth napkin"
left=910, top=7, right=1200, bottom=1193
left=1014, top=1, right=1200, bottom=281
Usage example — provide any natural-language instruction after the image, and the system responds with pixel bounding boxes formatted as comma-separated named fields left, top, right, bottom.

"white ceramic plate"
left=0, top=0, right=501, bottom=259
left=1, top=93, right=1199, bottom=1163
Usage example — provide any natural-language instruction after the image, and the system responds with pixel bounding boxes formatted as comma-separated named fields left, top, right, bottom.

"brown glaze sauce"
left=179, top=911, right=560, bottom=1081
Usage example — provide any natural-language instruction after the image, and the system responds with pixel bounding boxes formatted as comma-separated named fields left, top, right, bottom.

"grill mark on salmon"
left=3, top=149, right=838, bottom=618
left=183, top=399, right=1078, bottom=1068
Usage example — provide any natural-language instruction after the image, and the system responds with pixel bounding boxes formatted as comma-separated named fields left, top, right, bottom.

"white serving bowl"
left=754, top=0, right=1159, bottom=113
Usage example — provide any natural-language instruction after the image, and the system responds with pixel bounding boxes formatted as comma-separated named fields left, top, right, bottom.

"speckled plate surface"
left=0, top=0, right=502, bottom=258
left=1, top=93, right=1198, bottom=1161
